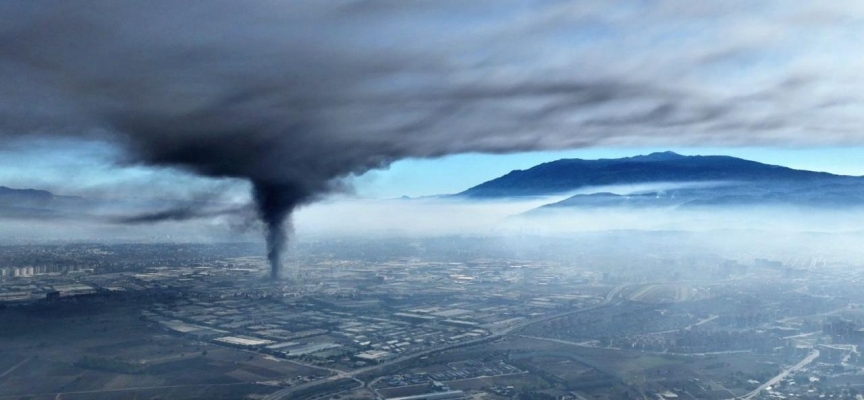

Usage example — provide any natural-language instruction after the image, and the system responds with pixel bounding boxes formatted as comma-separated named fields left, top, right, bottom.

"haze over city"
left=3, top=1, right=864, bottom=400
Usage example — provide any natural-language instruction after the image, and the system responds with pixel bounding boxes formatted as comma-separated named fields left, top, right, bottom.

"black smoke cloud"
left=0, top=1, right=861, bottom=277
left=111, top=205, right=248, bottom=225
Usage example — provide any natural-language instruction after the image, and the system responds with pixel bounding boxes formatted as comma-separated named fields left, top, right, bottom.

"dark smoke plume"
left=252, top=182, right=308, bottom=279
left=0, top=1, right=861, bottom=278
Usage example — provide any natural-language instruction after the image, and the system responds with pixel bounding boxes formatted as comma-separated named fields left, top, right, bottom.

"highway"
left=262, top=283, right=630, bottom=399
left=737, top=349, right=820, bottom=400
left=263, top=279, right=817, bottom=400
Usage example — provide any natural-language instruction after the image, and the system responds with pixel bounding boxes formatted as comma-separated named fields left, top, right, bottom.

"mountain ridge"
left=459, top=152, right=859, bottom=198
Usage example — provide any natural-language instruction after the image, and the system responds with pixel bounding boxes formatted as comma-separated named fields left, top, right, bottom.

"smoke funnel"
left=252, top=181, right=306, bottom=280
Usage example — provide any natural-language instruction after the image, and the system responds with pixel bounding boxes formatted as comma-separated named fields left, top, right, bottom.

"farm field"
left=0, top=304, right=321, bottom=400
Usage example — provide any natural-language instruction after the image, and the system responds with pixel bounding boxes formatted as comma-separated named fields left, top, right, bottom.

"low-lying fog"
left=3, top=182, right=864, bottom=247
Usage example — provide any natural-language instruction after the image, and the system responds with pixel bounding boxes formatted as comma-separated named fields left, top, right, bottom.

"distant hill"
left=0, top=186, right=56, bottom=206
left=0, top=186, right=90, bottom=219
left=458, top=152, right=861, bottom=198
left=0, top=186, right=239, bottom=222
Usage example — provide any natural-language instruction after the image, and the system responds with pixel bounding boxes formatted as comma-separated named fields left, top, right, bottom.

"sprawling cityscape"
left=4, top=233, right=864, bottom=400
left=5, top=1, right=864, bottom=400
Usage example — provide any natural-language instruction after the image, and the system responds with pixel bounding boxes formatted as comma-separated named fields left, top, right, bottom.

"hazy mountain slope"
left=529, top=182, right=864, bottom=213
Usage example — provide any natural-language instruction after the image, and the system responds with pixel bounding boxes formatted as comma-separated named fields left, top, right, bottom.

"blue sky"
left=7, top=141, right=864, bottom=200
left=3, top=141, right=864, bottom=200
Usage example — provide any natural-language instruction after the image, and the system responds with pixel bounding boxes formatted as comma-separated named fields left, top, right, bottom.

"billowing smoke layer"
left=2, top=1, right=864, bottom=277
left=111, top=206, right=246, bottom=225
